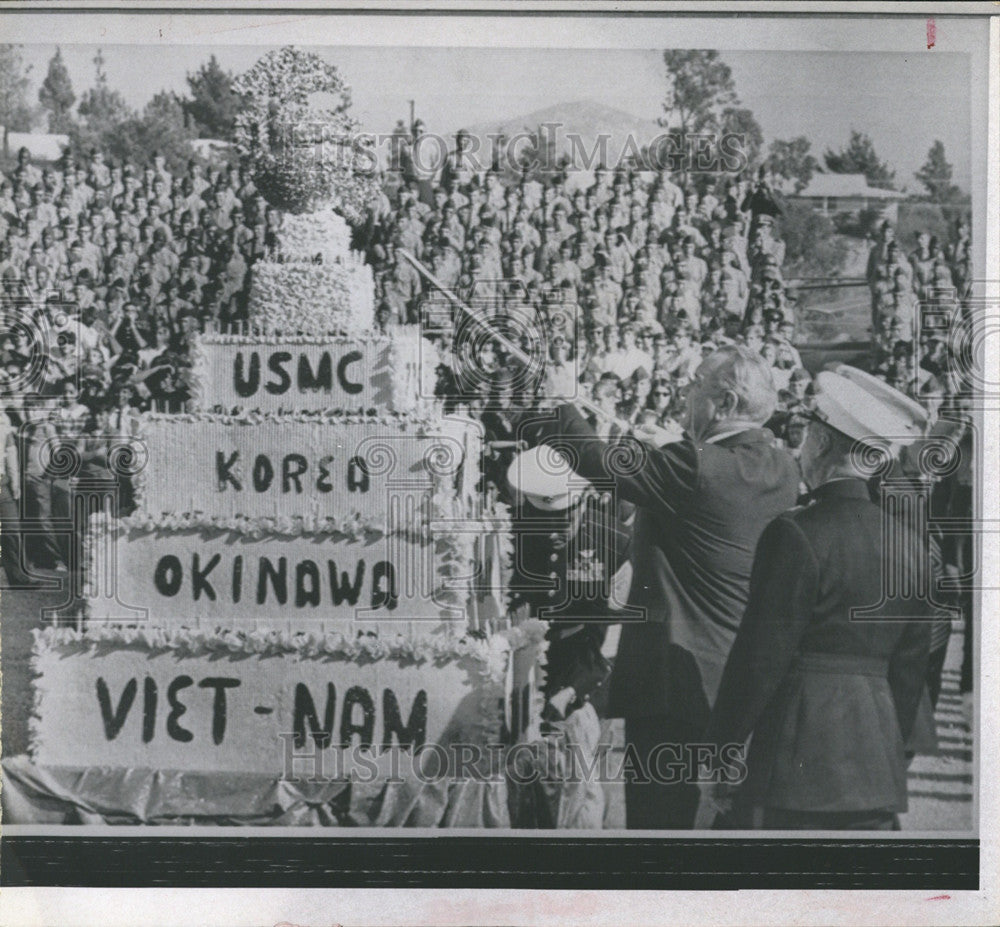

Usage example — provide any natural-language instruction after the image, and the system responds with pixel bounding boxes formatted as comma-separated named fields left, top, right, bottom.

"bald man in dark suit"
left=550, top=344, right=800, bottom=828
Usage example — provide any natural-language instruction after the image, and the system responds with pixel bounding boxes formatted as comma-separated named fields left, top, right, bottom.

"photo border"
left=0, top=3, right=996, bottom=924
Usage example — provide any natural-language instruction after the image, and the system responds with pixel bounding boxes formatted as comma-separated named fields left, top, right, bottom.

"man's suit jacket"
left=553, top=405, right=800, bottom=729
left=705, top=478, right=934, bottom=813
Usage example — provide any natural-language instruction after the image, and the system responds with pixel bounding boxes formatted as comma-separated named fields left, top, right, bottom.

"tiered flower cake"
left=23, top=207, right=544, bottom=826
left=246, top=212, right=375, bottom=335
left=84, top=210, right=484, bottom=633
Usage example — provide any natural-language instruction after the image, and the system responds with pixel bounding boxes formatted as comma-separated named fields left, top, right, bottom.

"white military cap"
left=812, top=365, right=926, bottom=449
left=506, top=444, right=592, bottom=511
left=826, top=363, right=930, bottom=436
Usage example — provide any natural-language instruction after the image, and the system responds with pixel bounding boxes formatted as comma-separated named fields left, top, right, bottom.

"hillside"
left=457, top=99, right=663, bottom=171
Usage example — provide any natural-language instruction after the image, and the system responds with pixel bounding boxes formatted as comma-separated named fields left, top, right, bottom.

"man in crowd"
left=546, top=346, right=800, bottom=827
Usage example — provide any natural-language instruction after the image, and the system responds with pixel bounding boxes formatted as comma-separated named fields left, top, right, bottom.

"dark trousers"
left=23, top=474, right=63, bottom=569
left=624, top=715, right=702, bottom=829
left=959, top=568, right=973, bottom=695
left=1, top=477, right=30, bottom=584
left=926, top=644, right=949, bottom=709
left=944, top=484, right=974, bottom=695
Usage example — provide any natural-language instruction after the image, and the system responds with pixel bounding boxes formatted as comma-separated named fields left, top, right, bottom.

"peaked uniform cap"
left=506, top=444, right=592, bottom=511
left=812, top=365, right=926, bottom=449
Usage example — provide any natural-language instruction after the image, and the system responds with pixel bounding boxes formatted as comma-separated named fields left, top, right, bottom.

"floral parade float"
left=5, top=48, right=545, bottom=827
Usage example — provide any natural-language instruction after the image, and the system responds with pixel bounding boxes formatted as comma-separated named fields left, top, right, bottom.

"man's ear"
left=813, top=423, right=833, bottom=455
left=718, top=388, right=740, bottom=417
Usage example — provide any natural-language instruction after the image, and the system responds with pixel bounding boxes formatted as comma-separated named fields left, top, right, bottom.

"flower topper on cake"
left=233, top=46, right=378, bottom=218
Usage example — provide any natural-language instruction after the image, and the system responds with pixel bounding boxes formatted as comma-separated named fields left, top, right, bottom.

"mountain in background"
left=456, top=99, right=664, bottom=168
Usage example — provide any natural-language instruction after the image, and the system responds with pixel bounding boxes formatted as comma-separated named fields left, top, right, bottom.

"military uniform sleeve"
left=888, top=613, right=933, bottom=742
left=704, top=515, right=819, bottom=747
left=546, top=402, right=698, bottom=512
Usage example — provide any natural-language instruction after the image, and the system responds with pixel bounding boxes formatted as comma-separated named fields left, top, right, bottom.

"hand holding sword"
left=396, top=248, right=626, bottom=430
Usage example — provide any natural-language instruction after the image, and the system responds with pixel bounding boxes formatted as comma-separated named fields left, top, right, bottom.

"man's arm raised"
left=544, top=402, right=698, bottom=514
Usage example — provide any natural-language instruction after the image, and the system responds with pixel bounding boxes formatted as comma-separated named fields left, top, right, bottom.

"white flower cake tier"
left=275, top=210, right=354, bottom=263
left=246, top=208, right=375, bottom=336
left=246, top=260, right=376, bottom=336
left=82, top=407, right=492, bottom=634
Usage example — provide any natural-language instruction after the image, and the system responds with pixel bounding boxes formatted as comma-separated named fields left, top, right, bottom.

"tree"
left=777, top=200, right=848, bottom=281
left=719, top=106, right=763, bottom=172
left=659, top=50, right=739, bottom=135
left=0, top=44, right=35, bottom=155
left=39, top=47, right=75, bottom=133
left=659, top=51, right=761, bottom=186
left=823, top=130, right=896, bottom=190
left=915, top=140, right=964, bottom=203
left=71, top=49, right=195, bottom=169
left=764, top=136, right=819, bottom=194
left=70, top=48, right=133, bottom=159
left=185, top=54, right=242, bottom=140
left=76, top=49, right=132, bottom=135
left=111, top=91, right=197, bottom=172
left=513, top=123, right=568, bottom=185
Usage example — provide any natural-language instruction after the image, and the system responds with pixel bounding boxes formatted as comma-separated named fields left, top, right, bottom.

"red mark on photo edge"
left=927, top=18, right=936, bottom=50
left=926, top=895, right=951, bottom=901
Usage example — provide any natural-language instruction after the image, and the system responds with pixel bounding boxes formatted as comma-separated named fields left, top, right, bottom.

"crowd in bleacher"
left=0, top=136, right=974, bottom=587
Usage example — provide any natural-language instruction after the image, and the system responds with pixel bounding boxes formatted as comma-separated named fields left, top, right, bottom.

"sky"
left=16, top=44, right=972, bottom=191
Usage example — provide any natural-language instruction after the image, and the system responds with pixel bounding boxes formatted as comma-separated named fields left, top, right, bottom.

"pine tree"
left=659, top=50, right=739, bottom=135
left=823, top=130, right=896, bottom=190
left=76, top=48, right=131, bottom=131
left=659, top=50, right=760, bottom=182
left=39, top=46, right=76, bottom=133
left=0, top=44, right=34, bottom=155
left=71, top=50, right=193, bottom=168
left=105, top=90, right=197, bottom=172
left=185, top=54, right=242, bottom=140
left=915, top=140, right=963, bottom=203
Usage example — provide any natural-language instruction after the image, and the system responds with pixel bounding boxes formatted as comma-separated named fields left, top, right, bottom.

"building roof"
left=794, top=172, right=904, bottom=200
left=188, top=138, right=234, bottom=159
left=1, top=129, right=68, bottom=162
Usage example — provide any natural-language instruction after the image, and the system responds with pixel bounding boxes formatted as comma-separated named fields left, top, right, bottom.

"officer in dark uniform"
left=740, top=166, right=783, bottom=240
left=702, top=367, right=941, bottom=829
left=506, top=445, right=631, bottom=717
